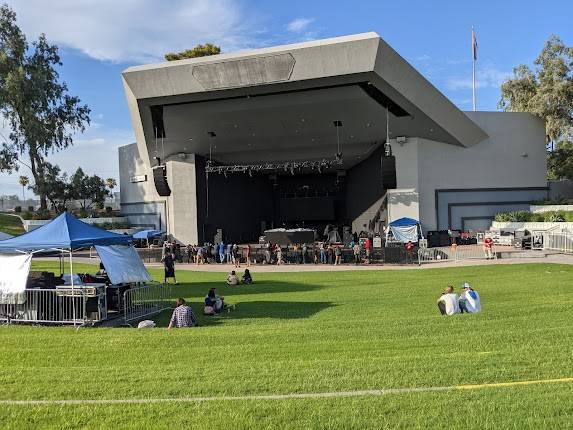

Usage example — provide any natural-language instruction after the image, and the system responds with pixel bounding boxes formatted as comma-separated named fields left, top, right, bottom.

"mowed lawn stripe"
left=1, top=376, right=572, bottom=405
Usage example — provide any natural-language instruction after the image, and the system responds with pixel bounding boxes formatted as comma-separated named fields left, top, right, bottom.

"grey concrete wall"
left=415, top=112, right=547, bottom=231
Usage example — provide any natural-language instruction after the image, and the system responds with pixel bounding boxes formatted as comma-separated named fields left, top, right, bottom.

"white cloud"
left=286, top=17, right=315, bottom=33
left=10, top=0, right=256, bottom=63
left=446, top=67, right=510, bottom=91
left=417, top=54, right=431, bottom=62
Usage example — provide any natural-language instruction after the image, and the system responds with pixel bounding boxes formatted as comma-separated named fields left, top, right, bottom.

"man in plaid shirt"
left=168, top=298, right=197, bottom=329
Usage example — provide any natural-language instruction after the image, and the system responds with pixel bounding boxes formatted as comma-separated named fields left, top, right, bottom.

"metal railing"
left=418, top=245, right=497, bottom=265
left=0, top=288, right=90, bottom=325
left=543, top=232, right=573, bottom=254
left=123, top=284, right=172, bottom=324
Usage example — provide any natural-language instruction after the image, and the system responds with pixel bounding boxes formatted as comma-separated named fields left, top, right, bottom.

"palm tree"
left=105, top=178, right=117, bottom=192
left=18, top=176, right=29, bottom=202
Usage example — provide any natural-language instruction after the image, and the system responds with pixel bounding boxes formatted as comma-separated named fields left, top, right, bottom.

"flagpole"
left=472, top=27, right=476, bottom=111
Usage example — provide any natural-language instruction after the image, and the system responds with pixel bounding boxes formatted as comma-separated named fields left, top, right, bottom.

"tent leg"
left=70, top=251, right=76, bottom=327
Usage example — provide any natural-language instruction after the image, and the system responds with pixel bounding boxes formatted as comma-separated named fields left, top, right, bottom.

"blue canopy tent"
left=386, top=217, right=424, bottom=243
left=0, top=211, right=131, bottom=252
left=0, top=212, right=134, bottom=326
left=132, top=230, right=164, bottom=240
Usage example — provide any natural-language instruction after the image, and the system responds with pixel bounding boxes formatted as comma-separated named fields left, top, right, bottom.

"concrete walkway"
left=40, top=253, right=573, bottom=273
left=142, top=253, right=573, bottom=272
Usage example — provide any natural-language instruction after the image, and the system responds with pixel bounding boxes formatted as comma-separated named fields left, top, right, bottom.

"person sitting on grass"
left=204, top=288, right=225, bottom=315
left=226, top=270, right=239, bottom=285
left=168, top=298, right=197, bottom=329
left=459, top=283, right=481, bottom=314
left=437, top=286, right=460, bottom=316
left=242, top=269, right=253, bottom=284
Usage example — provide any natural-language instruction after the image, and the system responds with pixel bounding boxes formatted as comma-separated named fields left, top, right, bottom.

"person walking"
left=232, top=244, right=241, bottom=268
left=218, top=241, right=225, bottom=264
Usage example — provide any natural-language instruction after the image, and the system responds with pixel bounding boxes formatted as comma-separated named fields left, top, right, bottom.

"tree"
left=164, top=43, right=221, bottom=61
left=30, top=162, right=70, bottom=213
left=69, top=168, right=110, bottom=210
left=105, top=177, right=117, bottom=192
left=0, top=5, right=90, bottom=209
left=18, top=175, right=29, bottom=201
left=499, top=35, right=573, bottom=149
left=547, top=140, right=573, bottom=180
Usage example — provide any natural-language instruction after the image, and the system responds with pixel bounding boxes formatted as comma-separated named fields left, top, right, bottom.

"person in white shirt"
left=437, top=286, right=460, bottom=316
left=459, top=283, right=481, bottom=313
left=226, top=270, right=239, bottom=286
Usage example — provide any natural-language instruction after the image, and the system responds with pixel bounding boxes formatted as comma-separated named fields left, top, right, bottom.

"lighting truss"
left=205, top=155, right=343, bottom=175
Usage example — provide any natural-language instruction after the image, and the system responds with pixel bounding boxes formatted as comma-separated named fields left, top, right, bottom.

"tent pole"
left=69, top=250, right=76, bottom=327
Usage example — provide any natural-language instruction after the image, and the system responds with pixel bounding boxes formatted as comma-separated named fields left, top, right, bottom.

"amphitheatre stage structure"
left=119, top=32, right=547, bottom=245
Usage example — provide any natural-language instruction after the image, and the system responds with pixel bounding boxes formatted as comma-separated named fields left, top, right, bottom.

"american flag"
left=472, top=29, right=478, bottom=61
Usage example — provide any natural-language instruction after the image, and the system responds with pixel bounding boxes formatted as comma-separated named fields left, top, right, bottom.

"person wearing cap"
left=459, top=283, right=481, bottom=313
left=437, top=286, right=460, bottom=316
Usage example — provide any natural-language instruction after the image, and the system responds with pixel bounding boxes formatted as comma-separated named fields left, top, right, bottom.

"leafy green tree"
left=165, top=43, right=221, bottom=61
left=30, top=162, right=70, bottom=213
left=0, top=5, right=90, bottom=209
left=69, top=168, right=110, bottom=210
left=499, top=35, right=573, bottom=149
left=547, top=140, right=573, bottom=180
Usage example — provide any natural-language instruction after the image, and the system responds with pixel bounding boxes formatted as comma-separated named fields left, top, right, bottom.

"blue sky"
left=1, top=0, right=572, bottom=197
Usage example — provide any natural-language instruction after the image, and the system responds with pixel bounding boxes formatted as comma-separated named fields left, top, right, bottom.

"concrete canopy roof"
left=123, top=32, right=488, bottom=168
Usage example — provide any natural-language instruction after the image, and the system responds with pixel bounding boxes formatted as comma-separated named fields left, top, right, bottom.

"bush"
left=33, top=208, right=51, bottom=220
left=27, top=206, right=34, bottom=212
left=105, top=206, right=113, bottom=214
left=495, top=210, right=573, bottom=223
left=21, top=211, right=34, bottom=220
left=14, top=206, right=21, bottom=213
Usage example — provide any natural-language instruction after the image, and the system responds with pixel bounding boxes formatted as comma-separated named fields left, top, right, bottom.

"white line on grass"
left=2, top=377, right=572, bottom=406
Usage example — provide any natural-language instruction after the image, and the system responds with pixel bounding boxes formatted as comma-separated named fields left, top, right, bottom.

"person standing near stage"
left=353, top=242, right=361, bottom=265
left=232, top=244, right=241, bottom=268
left=320, top=242, right=326, bottom=264
left=364, top=237, right=372, bottom=264
left=334, top=245, right=342, bottom=265
left=162, top=251, right=177, bottom=284
left=218, top=241, right=225, bottom=264
left=226, top=243, right=232, bottom=263
left=245, top=244, right=252, bottom=267
left=483, top=236, right=494, bottom=260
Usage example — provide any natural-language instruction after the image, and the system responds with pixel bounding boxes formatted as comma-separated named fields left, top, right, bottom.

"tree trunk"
left=28, top=149, right=47, bottom=210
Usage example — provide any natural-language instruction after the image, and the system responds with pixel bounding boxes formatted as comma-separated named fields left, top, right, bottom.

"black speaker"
left=153, top=166, right=171, bottom=196
left=381, top=155, right=397, bottom=189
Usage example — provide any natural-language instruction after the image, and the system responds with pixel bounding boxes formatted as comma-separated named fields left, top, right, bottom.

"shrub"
left=14, top=206, right=21, bottom=213
left=27, top=206, right=34, bottom=212
left=33, top=208, right=51, bottom=220
left=21, top=211, right=33, bottom=220
left=544, top=212, right=565, bottom=222
left=105, top=206, right=113, bottom=214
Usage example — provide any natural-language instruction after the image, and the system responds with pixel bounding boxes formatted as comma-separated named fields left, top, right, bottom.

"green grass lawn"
left=0, top=262, right=572, bottom=429
left=0, top=213, right=24, bottom=236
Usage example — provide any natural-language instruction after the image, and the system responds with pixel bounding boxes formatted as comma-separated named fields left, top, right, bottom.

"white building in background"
left=118, top=32, right=547, bottom=244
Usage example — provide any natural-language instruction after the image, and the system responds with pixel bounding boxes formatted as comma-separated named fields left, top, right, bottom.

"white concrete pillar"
left=166, top=155, right=199, bottom=244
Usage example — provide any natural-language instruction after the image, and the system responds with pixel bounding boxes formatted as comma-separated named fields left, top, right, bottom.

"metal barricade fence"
left=0, top=289, right=87, bottom=325
left=543, top=232, right=573, bottom=254
left=123, top=284, right=172, bottom=324
left=418, top=245, right=494, bottom=265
